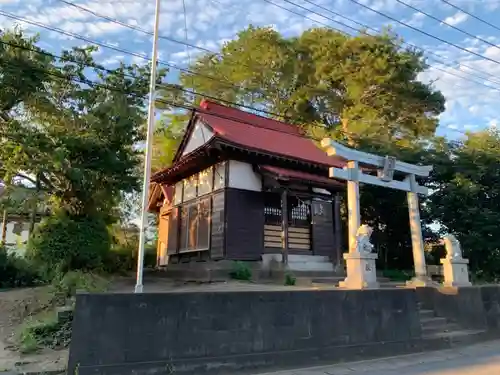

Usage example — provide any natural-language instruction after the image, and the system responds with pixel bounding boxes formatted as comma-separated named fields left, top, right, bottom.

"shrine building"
left=148, top=100, right=348, bottom=272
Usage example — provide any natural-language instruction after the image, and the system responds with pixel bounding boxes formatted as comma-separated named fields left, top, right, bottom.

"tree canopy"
left=179, top=26, right=445, bottom=143
left=0, top=29, right=167, bottom=220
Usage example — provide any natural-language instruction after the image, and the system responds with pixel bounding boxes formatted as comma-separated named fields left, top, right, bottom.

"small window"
left=174, top=182, right=183, bottom=204
left=183, top=174, right=198, bottom=201
left=213, top=162, right=226, bottom=190
left=198, top=167, right=213, bottom=196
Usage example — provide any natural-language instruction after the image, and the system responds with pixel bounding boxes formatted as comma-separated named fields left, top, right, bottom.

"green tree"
left=181, top=26, right=445, bottom=143
left=151, top=112, right=188, bottom=172
left=427, top=130, right=500, bottom=279
left=0, top=29, right=54, bottom=121
left=0, top=37, right=168, bottom=219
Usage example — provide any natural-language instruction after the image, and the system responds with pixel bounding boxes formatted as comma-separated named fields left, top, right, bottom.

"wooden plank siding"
left=166, top=207, right=179, bottom=255
left=311, top=200, right=335, bottom=258
left=210, top=191, right=225, bottom=259
left=225, top=188, right=264, bottom=260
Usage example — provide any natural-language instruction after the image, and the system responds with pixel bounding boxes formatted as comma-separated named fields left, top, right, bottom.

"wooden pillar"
left=281, top=189, right=289, bottom=265
left=346, top=161, right=361, bottom=252
left=334, top=193, right=342, bottom=266
left=407, top=174, right=430, bottom=285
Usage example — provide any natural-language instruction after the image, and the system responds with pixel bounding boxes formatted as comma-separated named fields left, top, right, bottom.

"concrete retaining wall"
left=68, top=289, right=423, bottom=375
left=415, top=285, right=500, bottom=331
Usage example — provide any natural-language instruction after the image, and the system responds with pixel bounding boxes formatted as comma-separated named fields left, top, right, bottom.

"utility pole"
left=135, top=0, right=161, bottom=293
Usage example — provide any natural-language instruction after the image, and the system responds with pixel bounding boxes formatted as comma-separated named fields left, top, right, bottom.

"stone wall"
left=68, top=289, right=422, bottom=375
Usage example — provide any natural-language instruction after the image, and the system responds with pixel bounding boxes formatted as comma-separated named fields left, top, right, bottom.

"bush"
left=229, top=261, right=252, bottom=281
left=51, top=271, right=109, bottom=302
left=382, top=269, right=414, bottom=281
left=104, top=242, right=157, bottom=274
left=27, top=213, right=111, bottom=280
left=0, top=249, right=40, bottom=288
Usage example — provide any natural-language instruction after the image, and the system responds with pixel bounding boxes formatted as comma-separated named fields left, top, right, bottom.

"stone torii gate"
left=321, top=138, right=433, bottom=288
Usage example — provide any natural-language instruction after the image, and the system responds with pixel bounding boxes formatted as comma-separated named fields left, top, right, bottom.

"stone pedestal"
left=440, top=257, right=472, bottom=287
left=339, top=252, right=379, bottom=289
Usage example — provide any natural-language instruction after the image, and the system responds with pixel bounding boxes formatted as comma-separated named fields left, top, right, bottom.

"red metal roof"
left=259, top=165, right=345, bottom=188
left=197, top=100, right=346, bottom=168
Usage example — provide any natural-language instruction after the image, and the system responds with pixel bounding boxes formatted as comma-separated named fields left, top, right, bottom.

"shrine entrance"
left=321, top=138, right=434, bottom=287
left=263, top=193, right=312, bottom=252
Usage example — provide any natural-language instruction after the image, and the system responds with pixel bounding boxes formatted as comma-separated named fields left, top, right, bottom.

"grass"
left=15, top=271, right=109, bottom=354
left=17, top=311, right=61, bottom=354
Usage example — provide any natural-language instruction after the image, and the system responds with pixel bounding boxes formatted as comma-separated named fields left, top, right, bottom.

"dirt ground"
left=0, top=277, right=317, bottom=374
left=0, top=287, right=67, bottom=373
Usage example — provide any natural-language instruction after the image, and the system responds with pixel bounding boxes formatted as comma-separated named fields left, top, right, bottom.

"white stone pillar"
left=347, top=161, right=361, bottom=252
left=406, top=175, right=433, bottom=287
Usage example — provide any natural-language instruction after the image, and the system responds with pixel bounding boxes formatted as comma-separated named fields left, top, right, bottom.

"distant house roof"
left=152, top=100, right=346, bottom=185
left=0, top=184, right=49, bottom=217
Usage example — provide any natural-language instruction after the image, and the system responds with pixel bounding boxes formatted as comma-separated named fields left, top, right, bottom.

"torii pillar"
left=321, top=139, right=435, bottom=288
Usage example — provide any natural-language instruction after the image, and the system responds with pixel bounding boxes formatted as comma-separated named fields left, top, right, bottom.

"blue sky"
left=2, top=0, right=500, bottom=139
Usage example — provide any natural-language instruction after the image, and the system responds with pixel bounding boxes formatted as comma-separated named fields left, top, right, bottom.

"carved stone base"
left=440, top=257, right=472, bottom=287
left=338, top=252, right=379, bottom=289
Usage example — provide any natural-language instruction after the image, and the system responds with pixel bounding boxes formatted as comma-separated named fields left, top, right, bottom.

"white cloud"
left=442, top=11, right=468, bottom=26
left=406, top=12, right=425, bottom=27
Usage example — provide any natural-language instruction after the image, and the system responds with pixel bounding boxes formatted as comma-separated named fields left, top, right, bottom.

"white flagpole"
left=135, top=0, right=161, bottom=293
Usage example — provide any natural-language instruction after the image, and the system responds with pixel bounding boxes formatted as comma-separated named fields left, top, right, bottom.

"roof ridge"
left=199, top=99, right=302, bottom=136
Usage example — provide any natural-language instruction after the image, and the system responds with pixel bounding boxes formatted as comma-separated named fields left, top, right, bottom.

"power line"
left=56, top=0, right=500, bottom=91
left=298, top=0, right=500, bottom=86
left=54, top=0, right=214, bottom=55
left=0, top=57, right=469, bottom=158
left=266, top=0, right=500, bottom=91
left=345, top=0, right=500, bottom=66
left=396, top=0, right=500, bottom=52
left=5, top=37, right=451, bottom=141
left=0, top=16, right=477, bottom=139
left=0, top=10, right=274, bottom=98
left=439, top=0, right=500, bottom=34
left=0, top=11, right=478, bottom=138
left=0, top=39, right=293, bottom=122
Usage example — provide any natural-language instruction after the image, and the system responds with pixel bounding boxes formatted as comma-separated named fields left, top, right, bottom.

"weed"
left=284, top=273, right=296, bottom=286
left=17, top=310, right=73, bottom=353
left=229, top=261, right=252, bottom=281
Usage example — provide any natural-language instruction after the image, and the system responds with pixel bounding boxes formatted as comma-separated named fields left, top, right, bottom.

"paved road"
left=253, top=340, right=500, bottom=375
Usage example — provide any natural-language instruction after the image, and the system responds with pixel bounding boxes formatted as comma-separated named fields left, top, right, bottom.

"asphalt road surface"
left=254, top=340, right=500, bottom=375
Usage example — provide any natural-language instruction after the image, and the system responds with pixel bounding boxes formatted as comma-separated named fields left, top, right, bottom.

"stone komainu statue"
left=443, top=234, right=463, bottom=259
left=351, top=224, right=374, bottom=254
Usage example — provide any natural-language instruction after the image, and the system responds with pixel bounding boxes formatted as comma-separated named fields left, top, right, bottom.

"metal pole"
left=135, top=0, right=161, bottom=293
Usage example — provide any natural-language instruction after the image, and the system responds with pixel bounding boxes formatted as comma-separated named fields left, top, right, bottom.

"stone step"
left=422, top=322, right=461, bottom=335
left=420, top=316, right=448, bottom=329
left=423, top=329, right=489, bottom=347
left=418, top=309, right=436, bottom=319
